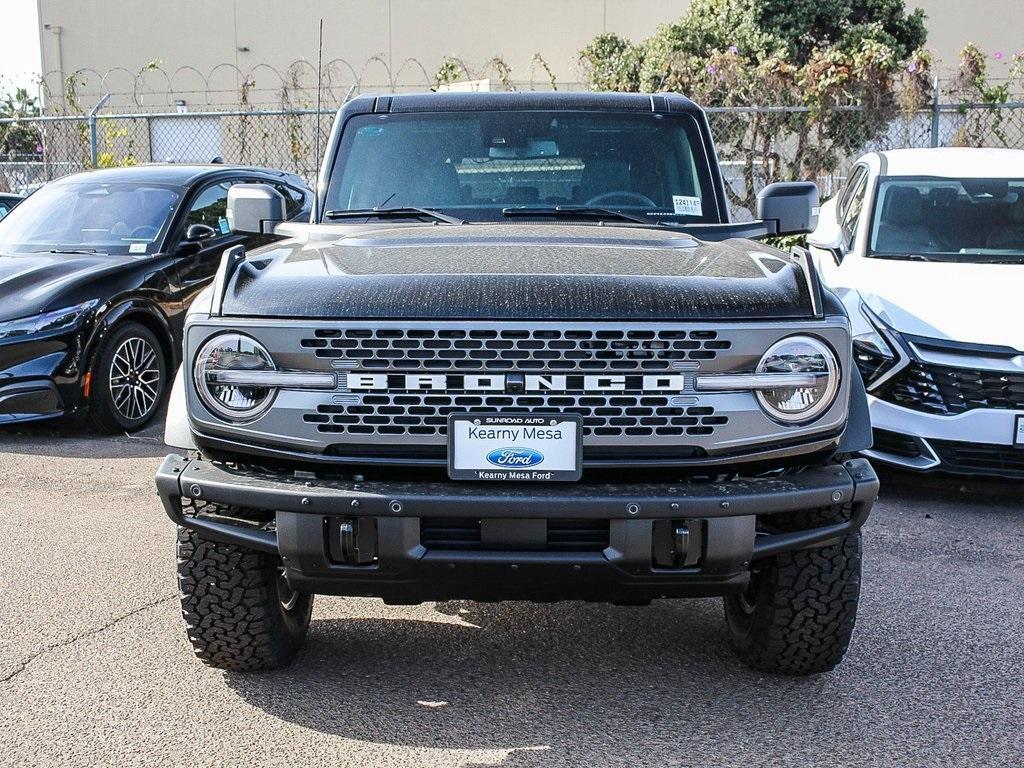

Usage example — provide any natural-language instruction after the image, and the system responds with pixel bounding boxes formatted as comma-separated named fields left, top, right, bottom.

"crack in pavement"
left=1, top=593, right=177, bottom=684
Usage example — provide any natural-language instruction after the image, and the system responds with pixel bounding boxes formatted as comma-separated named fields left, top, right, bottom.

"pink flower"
left=906, top=62, right=918, bottom=73
left=994, top=51, right=1004, bottom=60
left=727, top=45, right=739, bottom=55
left=706, top=64, right=718, bottom=76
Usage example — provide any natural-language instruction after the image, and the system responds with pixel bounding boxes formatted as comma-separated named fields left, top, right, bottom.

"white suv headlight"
left=193, top=333, right=277, bottom=422
left=755, top=335, right=840, bottom=423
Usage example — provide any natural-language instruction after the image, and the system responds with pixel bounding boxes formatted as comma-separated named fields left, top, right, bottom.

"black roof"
left=49, top=164, right=302, bottom=187
left=348, top=90, right=703, bottom=116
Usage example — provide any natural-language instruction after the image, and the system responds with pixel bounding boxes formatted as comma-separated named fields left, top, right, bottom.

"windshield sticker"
left=218, top=217, right=230, bottom=235
left=672, top=195, right=702, bottom=216
left=129, top=242, right=148, bottom=254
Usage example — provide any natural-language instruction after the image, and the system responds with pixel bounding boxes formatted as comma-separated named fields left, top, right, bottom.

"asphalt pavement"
left=1, top=415, right=1022, bottom=767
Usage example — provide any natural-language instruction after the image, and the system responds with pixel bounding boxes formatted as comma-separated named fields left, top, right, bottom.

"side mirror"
left=756, top=182, right=819, bottom=236
left=227, top=183, right=286, bottom=235
left=807, top=222, right=847, bottom=264
left=806, top=197, right=847, bottom=264
left=185, top=223, right=217, bottom=242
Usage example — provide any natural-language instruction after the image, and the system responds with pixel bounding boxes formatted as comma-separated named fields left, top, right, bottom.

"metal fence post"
left=87, top=93, right=111, bottom=166
left=930, top=76, right=941, bottom=148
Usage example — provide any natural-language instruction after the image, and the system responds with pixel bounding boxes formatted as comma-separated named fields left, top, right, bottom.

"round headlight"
left=194, top=333, right=276, bottom=422
left=755, top=335, right=839, bottom=424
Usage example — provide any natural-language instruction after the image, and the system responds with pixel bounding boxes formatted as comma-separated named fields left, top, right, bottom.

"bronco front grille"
left=303, top=395, right=727, bottom=438
left=188, top=319, right=853, bottom=460
left=300, top=327, right=731, bottom=371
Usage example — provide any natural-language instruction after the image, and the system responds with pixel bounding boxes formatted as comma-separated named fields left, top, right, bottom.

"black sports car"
left=0, top=193, right=22, bottom=220
left=0, top=165, right=311, bottom=432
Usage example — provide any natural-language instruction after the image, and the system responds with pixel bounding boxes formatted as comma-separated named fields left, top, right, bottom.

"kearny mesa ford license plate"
left=448, top=413, right=583, bottom=481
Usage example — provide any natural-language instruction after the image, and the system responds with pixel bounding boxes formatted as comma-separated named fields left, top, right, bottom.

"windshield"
left=324, top=111, right=719, bottom=223
left=869, top=176, right=1024, bottom=263
left=0, top=180, right=181, bottom=255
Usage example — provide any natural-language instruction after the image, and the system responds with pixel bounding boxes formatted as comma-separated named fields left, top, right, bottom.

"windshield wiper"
left=501, top=205, right=657, bottom=227
left=324, top=206, right=465, bottom=225
left=32, top=248, right=103, bottom=255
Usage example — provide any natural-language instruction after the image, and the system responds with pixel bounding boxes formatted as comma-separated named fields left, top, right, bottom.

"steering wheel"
left=584, top=191, right=658, bottom=208
left=128, top=225, right=158, bottom=240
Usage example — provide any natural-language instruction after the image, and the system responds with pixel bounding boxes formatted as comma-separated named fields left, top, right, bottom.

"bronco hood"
left=221, top=223, right=815, bottom=321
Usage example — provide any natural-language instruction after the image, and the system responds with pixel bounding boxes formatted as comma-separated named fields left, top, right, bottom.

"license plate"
left=448, top=413, right=582, bottom=481
left=1015, top=415, right=1024, bottom=446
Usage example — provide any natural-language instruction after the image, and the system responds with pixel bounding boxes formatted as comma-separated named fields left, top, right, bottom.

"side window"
left=185, top=181, right=233, bottom=236
left=837, top=166, right=867, bottom=222
left=840, top=170, right=869, bottom=246
left=270, top=182, right=306, bottom=219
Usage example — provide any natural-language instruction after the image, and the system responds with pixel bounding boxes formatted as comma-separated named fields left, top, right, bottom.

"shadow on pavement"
left=0, top=405, right=169, bottom=459
left=224, top=598, right=835, bottom=763
left=875, top=465, right=1024, bottom=506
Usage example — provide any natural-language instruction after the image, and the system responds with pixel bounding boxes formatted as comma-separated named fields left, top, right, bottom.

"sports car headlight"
left=0, top=300, right=99, bottom=341
left=852, top=302, right=904, bottom=389
left=755, top=335, right=840, bottom=423
left=194, top=333, right=277, bottom=422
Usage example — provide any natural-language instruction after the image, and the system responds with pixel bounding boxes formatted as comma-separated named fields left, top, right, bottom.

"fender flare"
left=164, top=365, right=197, bottom=450
left=838, top=367, right=872, bottom=454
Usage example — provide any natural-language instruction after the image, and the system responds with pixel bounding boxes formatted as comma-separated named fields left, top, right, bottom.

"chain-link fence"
left=3, top=101, right=1024, bottom=219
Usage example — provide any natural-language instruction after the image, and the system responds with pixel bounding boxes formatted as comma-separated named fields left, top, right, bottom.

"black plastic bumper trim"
left=156, top=454, right=878, bottom=561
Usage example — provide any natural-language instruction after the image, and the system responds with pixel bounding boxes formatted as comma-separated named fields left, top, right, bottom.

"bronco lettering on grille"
left=345, top=373, right=688, bottom=393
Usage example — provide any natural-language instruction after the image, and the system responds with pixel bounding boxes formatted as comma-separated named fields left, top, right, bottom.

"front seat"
left=873, top=187, right=936, bottom=254
left=986, top=196, right=1024, bottom=249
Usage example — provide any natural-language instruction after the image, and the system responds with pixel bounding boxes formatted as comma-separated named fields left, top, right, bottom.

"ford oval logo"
left=486, top=447, right=544, bottom=468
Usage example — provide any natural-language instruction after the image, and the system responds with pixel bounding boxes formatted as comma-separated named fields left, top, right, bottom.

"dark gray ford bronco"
left=157, top=92, right=878, bottom=675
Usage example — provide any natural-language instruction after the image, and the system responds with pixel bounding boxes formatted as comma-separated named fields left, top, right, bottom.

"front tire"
left=88, top=321, right=167, bottom=433
left=176, top=527, right=313, bottom=671
left=724, top=507, right=862, bottom=675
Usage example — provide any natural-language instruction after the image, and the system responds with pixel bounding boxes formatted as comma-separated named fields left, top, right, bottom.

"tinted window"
left=325, top=111, right=718, bottom=223
left=186, top=182, right=232, bottom=235
left=869, top=177, right=1024, bottom=263
left=840, top=171, right=869, bottom=246
left=0, top=181, right=180, bottom=255
left=271, top=182, right=306, bottom=219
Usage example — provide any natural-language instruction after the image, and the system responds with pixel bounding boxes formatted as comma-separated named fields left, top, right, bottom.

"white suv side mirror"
left=227, top=183, right=286, bottom=235
left=807, top=199, right=846, bottom=263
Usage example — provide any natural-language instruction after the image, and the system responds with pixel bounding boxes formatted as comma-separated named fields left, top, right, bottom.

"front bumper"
left=0, top=336, right=80, bottom=424
left=156, top=454, right=878, bottom=603
left=865, top=396, right=1024, bottom=477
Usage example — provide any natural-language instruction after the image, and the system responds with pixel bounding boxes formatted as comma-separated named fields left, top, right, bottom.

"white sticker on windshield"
left=129, top=242, right=148, bottom=254
left=672, top=195, right=702, bottom=216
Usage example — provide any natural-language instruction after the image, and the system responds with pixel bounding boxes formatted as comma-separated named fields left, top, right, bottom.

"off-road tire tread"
left=725, top=506, right=861, bottom=676
left=176, top=527, right=312, bottom=671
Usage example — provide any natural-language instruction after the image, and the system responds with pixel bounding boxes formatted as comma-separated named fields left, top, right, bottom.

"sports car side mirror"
left=227, top=183, right=286, bottom=235
left=185, top=223, right=217, bottom=242
left=756, top=182, right=819, bottom=236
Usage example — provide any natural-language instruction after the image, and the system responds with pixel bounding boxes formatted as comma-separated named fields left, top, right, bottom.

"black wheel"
left=176, top=526, right=313, bottom=671
left=88, top=321, right=167, bottom=433
left=724, top=507, right=862, bottom=675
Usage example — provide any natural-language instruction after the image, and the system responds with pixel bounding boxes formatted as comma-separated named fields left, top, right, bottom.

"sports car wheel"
left=88, top=321, right=168, bottom=433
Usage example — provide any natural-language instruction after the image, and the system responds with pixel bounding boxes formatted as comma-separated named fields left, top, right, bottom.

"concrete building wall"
left=36, top=0, right=1019, bottom=109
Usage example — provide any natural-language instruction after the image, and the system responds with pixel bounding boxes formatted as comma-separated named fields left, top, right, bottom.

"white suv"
left=809, top=147, right=1024, bottom=477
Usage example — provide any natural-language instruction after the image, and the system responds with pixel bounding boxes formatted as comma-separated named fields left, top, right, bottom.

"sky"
left=0, top=0, right=42, bottom=98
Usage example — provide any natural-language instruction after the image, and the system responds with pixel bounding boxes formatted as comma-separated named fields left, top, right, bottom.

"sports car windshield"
left=869, top=176, right=1024, bottom=263
left=0, top=180, right=181, bottom=255
left=324, top=111, right=719, bottom=224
